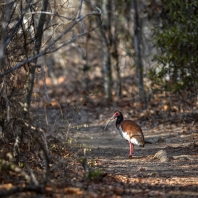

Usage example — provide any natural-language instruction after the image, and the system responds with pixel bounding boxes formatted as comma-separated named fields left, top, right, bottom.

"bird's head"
left=104, top=110, right=121, bottom=130
left=112, top=110, right=121, bottom=119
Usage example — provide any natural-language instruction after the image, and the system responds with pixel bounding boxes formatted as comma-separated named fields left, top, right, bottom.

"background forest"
left=1, top=0, right=198, bottom=197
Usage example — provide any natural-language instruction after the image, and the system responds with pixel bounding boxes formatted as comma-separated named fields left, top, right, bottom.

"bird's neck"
left=116, top=115, right=123, bottom=127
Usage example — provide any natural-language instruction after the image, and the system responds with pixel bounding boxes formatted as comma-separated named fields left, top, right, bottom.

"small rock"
left=154, top=150, right=169, bottom=162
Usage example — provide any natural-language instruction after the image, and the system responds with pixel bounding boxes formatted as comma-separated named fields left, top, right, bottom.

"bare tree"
left=111, top=0, right=122, bottom=99
left=25, top=0, right=49, bottom=115
left=100, top=0, right=112, bottom=100
left=132, top=0, right=145, bottom=102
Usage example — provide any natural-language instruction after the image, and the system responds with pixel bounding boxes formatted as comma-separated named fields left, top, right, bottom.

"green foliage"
left=87, top=169, right=102, bottom=180
left=151, top=0, right=198, bottom=93
left=79, top=156, right=104, bottom=180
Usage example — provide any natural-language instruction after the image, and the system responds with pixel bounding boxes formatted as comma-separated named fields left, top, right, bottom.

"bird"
left=104, top=110, right=145, bottom=159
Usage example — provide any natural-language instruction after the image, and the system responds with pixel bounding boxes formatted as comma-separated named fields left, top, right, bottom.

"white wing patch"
left=130, top=137, right=139, bottom=145
left=119, top=126, right=140, bottom=146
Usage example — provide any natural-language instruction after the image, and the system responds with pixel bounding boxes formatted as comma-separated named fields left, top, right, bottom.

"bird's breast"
left=119, top=125, right=130, bottom=141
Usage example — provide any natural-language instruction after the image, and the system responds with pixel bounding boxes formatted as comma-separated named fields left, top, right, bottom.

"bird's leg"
left=128, top=142, right=134, bottom=159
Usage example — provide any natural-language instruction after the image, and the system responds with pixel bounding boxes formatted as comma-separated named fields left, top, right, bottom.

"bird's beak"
left=104, top=115, right=116, bottom=130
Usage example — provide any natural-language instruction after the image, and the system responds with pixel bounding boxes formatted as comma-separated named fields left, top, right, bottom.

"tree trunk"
left=100, top=0, right=112, bottom=100
left=132, top=0, right=145, bottom=102
left=0, top=1, right=14, bottom=69
left=24, top=0, right=49, bottom=114
left=111, top=0, right=122, bottom=99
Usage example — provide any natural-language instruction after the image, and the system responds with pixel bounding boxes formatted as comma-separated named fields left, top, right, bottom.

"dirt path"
left=68, top=108, right=198, bottom=197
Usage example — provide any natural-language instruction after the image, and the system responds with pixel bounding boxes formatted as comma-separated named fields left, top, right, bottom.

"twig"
left=24, top=162, right=39, bottom=186
left=41, top=64, right=50, bottom=126
left=54, top=97, right=64, bottom=118
left=76, top=0, right=84, bottom=20
left=83, top=148, right=89, bottom=173
left=2, top=77, right=10, bottom=122
left=4, top=0, right=32, bottom=49
left=0, top=2, right=102, bottom=77
left=0, top=54, right=45, bottom=77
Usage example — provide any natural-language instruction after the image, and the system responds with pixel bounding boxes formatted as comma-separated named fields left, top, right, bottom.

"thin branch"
left=44, top=11, right=101, bottom=54
left=24, top=162, right=39, bottom=186
left=0, top=56, right=45, bottom=77
left=0, top=6, right=102, bottom=77
left=4, top=0, right=32, bottom=49
left=76, top=0, right=84, bottom=20
left=2, top=77, right=10, bottom=121
left=29, top=11, right=53, bottom=15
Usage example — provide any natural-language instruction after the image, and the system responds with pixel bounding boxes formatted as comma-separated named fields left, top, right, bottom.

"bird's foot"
left=128, top=155, right=132, bottom=159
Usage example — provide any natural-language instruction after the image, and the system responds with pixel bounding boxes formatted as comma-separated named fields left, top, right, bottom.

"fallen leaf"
left=64, top=187, right=83, bottom=195
left=0, top=183, right=13, bottom=190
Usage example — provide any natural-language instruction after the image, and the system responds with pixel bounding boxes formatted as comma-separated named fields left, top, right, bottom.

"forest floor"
left=1, top=101, right=198, bottom=198
left=1, top=70, right=198, bottom=198
left=34, top=102, right=198, bottom=198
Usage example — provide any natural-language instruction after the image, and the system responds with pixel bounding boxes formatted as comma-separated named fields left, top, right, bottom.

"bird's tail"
left=145, top=140, right=152, bottom=144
